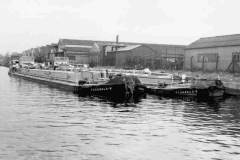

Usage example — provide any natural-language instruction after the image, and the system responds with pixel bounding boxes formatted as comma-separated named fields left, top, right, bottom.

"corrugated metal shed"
left=187, top=34, right=240, bottom=49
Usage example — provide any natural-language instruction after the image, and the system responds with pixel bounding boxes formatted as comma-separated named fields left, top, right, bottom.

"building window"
left=67, top=56, right=75, bottom=61
left=198, top=53, right=218, bottom=62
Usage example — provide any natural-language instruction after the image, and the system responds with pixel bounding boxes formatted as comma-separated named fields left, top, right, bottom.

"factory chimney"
left=116, top=35, right=119, bottom=44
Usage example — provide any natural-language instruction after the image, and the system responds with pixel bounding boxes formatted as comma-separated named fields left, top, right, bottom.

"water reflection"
left=182, top=95, right=240, bottom=150
left=80, top=94, right=146, bottom=108
left=158, top=94, right=223, bottom=104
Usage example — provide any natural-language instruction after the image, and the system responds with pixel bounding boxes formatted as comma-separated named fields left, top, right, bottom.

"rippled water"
left=1, top=66, right=240, bottom=160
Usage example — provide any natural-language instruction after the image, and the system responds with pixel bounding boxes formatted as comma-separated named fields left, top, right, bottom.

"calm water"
left=0, top=66, right=240, bottom=160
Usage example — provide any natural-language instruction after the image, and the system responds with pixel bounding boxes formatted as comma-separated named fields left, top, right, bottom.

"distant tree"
left=4, top=52, right=10, bottom=57
left=3, top=52, right=11, bottom=67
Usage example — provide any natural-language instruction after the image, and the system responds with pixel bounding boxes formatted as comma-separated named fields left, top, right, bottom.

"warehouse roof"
left=59, top=39, right=186, bottom=49
left=186, top=34, right=240, bottom=49
left=64, top=46, right=91, bottom=52
left=58, top=39, right=115, bottom=46
left=116, top=45, right=142, bottom=51
left=11, top=52, right=21, bottom=56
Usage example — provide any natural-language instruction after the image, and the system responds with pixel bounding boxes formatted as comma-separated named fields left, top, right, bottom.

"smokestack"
left=116, top=35, right=119, bottom=44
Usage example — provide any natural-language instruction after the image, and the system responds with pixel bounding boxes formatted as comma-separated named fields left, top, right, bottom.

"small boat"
left=147, top=79, right=225, bottom=98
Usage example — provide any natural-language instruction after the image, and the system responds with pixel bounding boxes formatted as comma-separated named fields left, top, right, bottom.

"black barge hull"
left=147, top=86, right=225, bottom=98
left=79, top=84, right=146, bottom=97
left=10, top=72, right=146, bottom=97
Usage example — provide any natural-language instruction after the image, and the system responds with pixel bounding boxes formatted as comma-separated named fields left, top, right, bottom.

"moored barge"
left=147, top=79, right=225, bottom=98
left=9, top=67, right=146, bottom=97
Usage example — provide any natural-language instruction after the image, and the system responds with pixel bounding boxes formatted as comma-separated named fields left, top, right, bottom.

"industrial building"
left=89, top=42, right=127, bottom=67
left=104, top=44, right=185, bottom=69
left=106, top=45, right=156, bottom=67
left=51, top=39, right=115, bottom=65
left=185, top=34, right=240, bottom=72
left=88, top=36, right=186, bottom=69
left=21, top=36, right=186, bottom=69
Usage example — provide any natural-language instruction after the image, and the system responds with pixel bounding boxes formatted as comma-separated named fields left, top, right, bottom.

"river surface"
left=0, top=66, right=240, bottom=160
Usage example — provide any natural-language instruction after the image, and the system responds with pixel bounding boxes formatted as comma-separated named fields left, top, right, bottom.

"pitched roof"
left=65, top=45, right=92, bottom=48
left=11, top=52, right=21, bottom=56
left=65, top=51, right=88, bottom=55
left=186, top=34, right=240, bottom=49
left=64, top=47, right=91, bottom=52
left=116, top=45, right=141, bottom=51
left=59, top=38, right=186, bottom=49
left=96, top=43, right=126, bottom=48
left=59, top=39, right=109, bottom=46
left=50, top=43, right=58, bottom=47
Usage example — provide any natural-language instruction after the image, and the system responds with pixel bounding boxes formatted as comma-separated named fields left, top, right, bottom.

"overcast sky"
left=0, top=0, right=239, bottom=55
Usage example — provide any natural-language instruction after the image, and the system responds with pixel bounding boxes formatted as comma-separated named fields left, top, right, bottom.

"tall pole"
left=216, top=54, right=219, bottom=72
left=190, top=56, right=193, bottom=72
left=175, top=47, right=177, bottom=70
left=233, top=54, right=235, bottom=74
left=166, top=47, right=168, bottom=70
left=116, top=35, right=119, bottom=44
left=202, top=55, right=205, bottom=71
